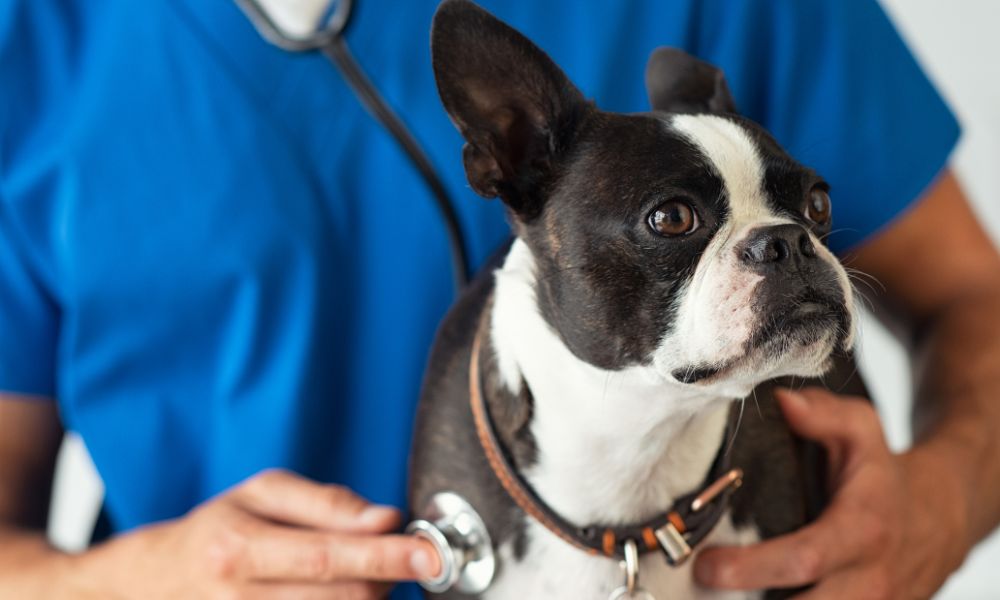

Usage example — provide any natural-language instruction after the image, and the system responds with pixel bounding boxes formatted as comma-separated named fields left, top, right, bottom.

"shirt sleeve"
left=0, top=199, right=59, bottom=397
left=694, top=0, right=960, bottom=254
left=0, top=1, right=59, bottom=397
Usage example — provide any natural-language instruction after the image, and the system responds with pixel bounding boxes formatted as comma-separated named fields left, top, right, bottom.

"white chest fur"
left=485, top=240, right=762, bottom=599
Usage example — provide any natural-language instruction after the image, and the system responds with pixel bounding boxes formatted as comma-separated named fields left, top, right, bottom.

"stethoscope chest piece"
left=406, top=492, right=495, bottom=594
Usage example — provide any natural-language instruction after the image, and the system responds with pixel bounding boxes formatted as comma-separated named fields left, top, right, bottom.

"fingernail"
left=411, top=548, right=438, bottom=579
left=359, top=505, right=398, bottom=527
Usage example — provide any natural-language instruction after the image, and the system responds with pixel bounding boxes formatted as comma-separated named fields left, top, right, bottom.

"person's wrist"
left=0, top=548, right=90, bottom=600
left=47, top=546, right=112, bottom=600
left=0, top=529, right=82, bottom=600
left=57, top=527, right=151, bottom=599
left=899, top=442, right=973, bottom=589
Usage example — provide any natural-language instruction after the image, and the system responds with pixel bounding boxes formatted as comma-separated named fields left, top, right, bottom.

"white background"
left=854, top=1, right=1000, bottom=597
left=48, top=0, right=1000, bottom=596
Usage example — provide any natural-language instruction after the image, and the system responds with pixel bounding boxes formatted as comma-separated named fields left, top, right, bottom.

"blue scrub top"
left=0, top=1, right=957, bottom=597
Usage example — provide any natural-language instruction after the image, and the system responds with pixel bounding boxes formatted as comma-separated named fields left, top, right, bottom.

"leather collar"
left=469, top=330, right=743, bottom=563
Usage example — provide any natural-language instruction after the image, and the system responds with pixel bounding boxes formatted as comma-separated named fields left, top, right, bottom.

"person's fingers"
left=694, top=500, right=886, bottom=590
left=232, top=524, right=441, bottom=583
left=775, top=387, right=884, bottom=461
left=226, top=581, right=391, bottom=600
left=235, top=581, right=393, bottom=600
left=791, top=567, right=892, bottom=600
left=231, top=469, right=400, bottom=533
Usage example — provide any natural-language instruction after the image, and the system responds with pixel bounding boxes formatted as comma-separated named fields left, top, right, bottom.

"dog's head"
left=432, top=0, right=855, bottom=398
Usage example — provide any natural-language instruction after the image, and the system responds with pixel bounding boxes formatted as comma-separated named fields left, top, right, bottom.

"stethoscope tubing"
left=321, top=37, right=471, bottom=291
left=236, top=0, right=471, bottom=291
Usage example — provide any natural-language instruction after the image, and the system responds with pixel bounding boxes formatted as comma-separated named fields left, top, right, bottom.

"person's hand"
left=693, top=387, right=970, bottom=599
left=64, top=469, right=439, bottom=599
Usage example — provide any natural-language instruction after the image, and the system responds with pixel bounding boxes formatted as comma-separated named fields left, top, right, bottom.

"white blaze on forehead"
left=655, top=113, right=794, bottom=375
left=669, top=114, right=769, bottom=223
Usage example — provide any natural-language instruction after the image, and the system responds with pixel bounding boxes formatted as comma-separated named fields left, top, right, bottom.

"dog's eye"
left=804, top=187, right=832, bottom=226
left=649, top=200, right=699, bottom=236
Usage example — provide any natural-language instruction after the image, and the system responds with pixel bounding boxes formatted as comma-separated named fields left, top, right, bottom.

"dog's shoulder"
left=409, top=241, right=497, bottom=509
left=408, top=239, right=532, bottom=575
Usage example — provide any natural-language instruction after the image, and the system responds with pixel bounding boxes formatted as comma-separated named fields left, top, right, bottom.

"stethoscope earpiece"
left=406, top=492, right=496, bottom=594
left=233, top=0, right=353, bottom=51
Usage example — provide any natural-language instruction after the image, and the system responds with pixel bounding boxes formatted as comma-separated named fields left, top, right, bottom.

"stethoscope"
left=236, top=0, right=493, bottom=593
left=236, top=0, right=470, bottom=293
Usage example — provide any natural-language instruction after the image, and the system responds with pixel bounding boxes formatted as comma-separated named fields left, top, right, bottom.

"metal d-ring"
left=610, top=539, right=656, bottom=600
left=623, top=538, right=640, bottom=593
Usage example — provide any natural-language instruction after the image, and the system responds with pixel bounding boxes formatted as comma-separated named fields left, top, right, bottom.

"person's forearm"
left=0, top=525, right=80, bottom=599
left=910, top=283, right=1000, bottom=548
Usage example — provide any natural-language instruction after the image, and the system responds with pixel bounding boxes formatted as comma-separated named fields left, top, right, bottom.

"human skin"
left=0, top=172, right=997, bottom=599
left=0, top=432, right=439, bottom=599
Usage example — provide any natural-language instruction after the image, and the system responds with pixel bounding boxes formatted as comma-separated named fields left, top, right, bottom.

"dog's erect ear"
left=431, top=0, right=587, bottom=219
left=645, top=48, right=737, bottom=114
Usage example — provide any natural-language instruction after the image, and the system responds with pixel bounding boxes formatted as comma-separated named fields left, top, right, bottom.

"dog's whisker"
left=848, top=280, right=877, bottom=315
left=845, top=268, right=886, bottom=293
left=817, top=227, right=856, bottom=243
left=848, top=277, right=877, bottom=299
left=724, top=397, right=745, bottom=457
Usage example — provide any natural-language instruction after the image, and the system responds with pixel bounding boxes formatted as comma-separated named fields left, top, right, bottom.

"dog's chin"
left=667, top=309, right=848, bottom=394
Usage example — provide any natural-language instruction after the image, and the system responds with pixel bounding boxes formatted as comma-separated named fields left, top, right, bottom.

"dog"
left=410, top=1, right=865, bottom=598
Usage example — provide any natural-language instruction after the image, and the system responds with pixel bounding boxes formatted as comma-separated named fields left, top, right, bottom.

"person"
left=0, top=0, right=997, bottom=598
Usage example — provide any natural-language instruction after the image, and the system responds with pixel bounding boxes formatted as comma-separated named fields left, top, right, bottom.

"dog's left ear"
left=645, top=48, right=737, bottom=114
left=431, top=0, right=589, bottom=220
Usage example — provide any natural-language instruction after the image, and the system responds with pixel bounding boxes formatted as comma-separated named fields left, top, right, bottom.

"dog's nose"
left=739, top=224, right=817, bottom=266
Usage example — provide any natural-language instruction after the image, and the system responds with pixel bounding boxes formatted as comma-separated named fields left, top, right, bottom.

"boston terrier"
left=410, top=1, right=866, bottom=598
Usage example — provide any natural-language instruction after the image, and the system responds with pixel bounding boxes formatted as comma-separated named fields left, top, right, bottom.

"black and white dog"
left=411, top=1, right=864, bottom=598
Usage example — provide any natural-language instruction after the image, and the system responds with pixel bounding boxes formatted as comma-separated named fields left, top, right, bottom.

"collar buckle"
left=653, top=521, right=692, bottom=566
left=654, top=468, right=744, bottom=566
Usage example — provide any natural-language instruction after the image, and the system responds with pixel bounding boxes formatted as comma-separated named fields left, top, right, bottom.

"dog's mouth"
left=671, top=290, right=848, bottom=385
left=746, top=290, right=848, bottom=352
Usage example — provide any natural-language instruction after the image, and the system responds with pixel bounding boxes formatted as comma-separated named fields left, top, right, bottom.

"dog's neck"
left=487, top=240, right=734, bottom=527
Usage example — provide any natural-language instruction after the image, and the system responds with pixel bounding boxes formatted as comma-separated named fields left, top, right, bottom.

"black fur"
left=410, top=2, right=867, bottom=598
left=431, top=0, right=589, bottom=218
left=646, top=47, right=738, bottom=114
